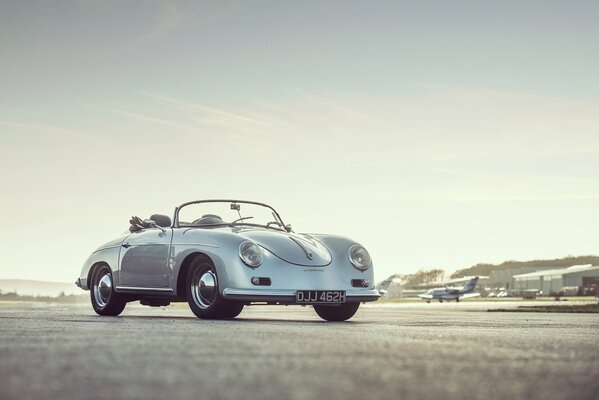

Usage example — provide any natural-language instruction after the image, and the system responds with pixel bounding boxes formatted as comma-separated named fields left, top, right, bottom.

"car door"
left=119, top=228, right=173, bottom=288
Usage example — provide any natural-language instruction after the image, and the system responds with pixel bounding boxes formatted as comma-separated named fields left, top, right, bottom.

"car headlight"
left=239, top=241, right=264, bottom=268
left=348, top=244, right=372, bottom=271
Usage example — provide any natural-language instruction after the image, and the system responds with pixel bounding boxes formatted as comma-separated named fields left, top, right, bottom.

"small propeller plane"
left=418, top=276, right=480, bottom=303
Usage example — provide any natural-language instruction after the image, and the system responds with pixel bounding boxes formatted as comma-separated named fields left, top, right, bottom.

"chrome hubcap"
left=94, top=272, right=112, bottom=308
left=192, top=269, right=217, bottom=309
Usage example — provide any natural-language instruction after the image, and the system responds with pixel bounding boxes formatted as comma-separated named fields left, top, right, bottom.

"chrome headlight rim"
left=348, top=244, right=372, bottom=271
left=239, top=241, right=264, bottom=268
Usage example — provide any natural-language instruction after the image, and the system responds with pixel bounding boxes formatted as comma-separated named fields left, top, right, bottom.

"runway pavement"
left=1, top=301, right=598, bottom=400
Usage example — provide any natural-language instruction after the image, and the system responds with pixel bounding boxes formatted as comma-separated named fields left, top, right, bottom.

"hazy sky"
left=1, top=1, right=598, bottom=283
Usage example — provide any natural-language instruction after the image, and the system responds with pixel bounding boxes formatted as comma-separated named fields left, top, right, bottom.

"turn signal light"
left=351, top=279, right=370, bottom=288
left=251, top=277, right=271, bottom=286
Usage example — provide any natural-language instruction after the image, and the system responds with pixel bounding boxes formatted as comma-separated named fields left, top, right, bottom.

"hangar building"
left=486, top=265, right=566, bottom=291
left=513, top=264, right=599, bottom=296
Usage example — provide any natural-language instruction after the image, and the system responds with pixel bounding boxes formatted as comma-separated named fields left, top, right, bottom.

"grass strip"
left=488, top=304, right=599, bottom=313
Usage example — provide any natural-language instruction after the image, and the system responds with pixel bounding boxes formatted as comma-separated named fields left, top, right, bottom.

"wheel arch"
left=176, top=252, right=215, bottom=297
left=87, top=261, right=113, bottom=288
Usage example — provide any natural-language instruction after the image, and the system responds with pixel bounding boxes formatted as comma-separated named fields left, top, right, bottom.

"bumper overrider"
left=222, top=288, right=381, bottom=303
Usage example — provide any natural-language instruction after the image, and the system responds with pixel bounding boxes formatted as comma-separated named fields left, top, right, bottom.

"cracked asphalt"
left=1, top=301, right=598, bottom=400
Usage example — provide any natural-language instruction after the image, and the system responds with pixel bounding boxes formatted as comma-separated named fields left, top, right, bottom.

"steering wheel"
left=231, top=216, right=254, bottom=224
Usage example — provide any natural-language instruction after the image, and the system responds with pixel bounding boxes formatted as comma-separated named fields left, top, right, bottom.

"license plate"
left=296, top=290, right=346, bottom=304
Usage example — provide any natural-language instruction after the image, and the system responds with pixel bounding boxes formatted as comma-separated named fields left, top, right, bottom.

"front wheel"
left=90, top=265, right=126, bottom=316
left=313, top=303, right=360, bottom=321
left=186, top=256, right=243, bottom=319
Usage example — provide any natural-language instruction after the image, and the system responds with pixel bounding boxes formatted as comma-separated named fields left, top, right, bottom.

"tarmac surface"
left=1, top=301, right=598, bottom=400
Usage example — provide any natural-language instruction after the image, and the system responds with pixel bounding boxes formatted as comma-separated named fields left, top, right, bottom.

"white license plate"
left=296, top=290, right=346, bottom=304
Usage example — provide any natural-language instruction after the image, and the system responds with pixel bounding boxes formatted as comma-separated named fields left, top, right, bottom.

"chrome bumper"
left=222, top=288, right=381, bottom=303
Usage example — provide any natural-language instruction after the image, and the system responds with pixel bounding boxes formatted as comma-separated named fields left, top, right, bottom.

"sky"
left=1, top=0, right=598, bottom=284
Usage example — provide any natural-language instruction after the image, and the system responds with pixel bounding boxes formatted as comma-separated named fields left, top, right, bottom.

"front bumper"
left=222, top=288, right=381, bottom=303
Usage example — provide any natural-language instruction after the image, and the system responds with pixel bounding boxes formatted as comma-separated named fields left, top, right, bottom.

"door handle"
left=122, top=243, right=131, bottom=248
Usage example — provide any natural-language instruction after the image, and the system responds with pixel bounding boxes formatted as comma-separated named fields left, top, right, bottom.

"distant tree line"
left=450, top=255, right=599, bottom=278
left=379, top=268, right=445, bottom=288
left=380, top=255, right=599, bottom=289
left=402, top=268, right=445, bottom=287
left=0, top=290, right=88, bottom=303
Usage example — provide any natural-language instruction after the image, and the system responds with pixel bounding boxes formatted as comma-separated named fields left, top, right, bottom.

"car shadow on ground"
left=78, top=314, right=365, bottom=324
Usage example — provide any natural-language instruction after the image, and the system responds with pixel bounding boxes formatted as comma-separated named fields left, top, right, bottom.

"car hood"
left=239, top=229, right=332, bottom=267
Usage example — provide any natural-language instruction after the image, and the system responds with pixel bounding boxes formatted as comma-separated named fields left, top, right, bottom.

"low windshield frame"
left=174, top=199, right=287, bottom=230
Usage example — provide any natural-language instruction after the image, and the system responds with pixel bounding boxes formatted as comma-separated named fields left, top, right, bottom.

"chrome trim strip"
left=92, top=245, right=122, bottom=254
left=115, top=286, right=174, bottom=292
left=224, top=288, right=297, bottom=297
left=171, top=243, right=219, bottom=248
left=222, top=288, right=380, bottom=302
left=289, top=236, right=313, bottom=260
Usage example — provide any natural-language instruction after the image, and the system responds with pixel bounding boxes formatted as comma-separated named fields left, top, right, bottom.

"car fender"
left=78, top=234, right=127, bottom=290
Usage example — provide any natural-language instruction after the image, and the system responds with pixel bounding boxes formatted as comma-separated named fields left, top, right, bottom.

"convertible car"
left=76, top=200, right=379, bottom=321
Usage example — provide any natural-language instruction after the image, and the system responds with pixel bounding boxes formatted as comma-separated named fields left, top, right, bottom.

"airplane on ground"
left=418, top=277, right=480, bottom=303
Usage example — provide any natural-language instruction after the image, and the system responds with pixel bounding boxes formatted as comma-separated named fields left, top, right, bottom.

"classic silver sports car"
left=76, top=200, right=379, bottom=321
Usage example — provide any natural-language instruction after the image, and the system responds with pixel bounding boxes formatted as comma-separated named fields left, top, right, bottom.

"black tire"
left=90, top=265, right=126, bottom=316
left=313, top=302, right=360, bottom=321
left=217, top=301, right=245, bottom=319
left=186, top=255, right=243, bottom=319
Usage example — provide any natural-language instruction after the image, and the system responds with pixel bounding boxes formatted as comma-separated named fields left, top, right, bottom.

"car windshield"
left=177, top=200, right=287, bottom=231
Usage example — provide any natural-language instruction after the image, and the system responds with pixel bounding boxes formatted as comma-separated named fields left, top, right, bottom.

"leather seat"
left=150, top=214, right=172, bottom=228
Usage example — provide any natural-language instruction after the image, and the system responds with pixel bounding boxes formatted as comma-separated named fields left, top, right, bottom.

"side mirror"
left=285, top=224, right=292, bottom=232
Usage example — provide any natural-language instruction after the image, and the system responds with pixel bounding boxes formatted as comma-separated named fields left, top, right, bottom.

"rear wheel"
left=90, top=265, right=126, bottom=316
left=313, top=303, right=360, bottom=321
left=186, top=256, right=243, bottom=319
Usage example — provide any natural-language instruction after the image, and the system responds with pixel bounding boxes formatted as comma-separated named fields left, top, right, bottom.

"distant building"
left=379, top=264, right=599, bottom=298
left=513, top=264, right=599, bottom=295
left=485, top=265, right=566, bottom=291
